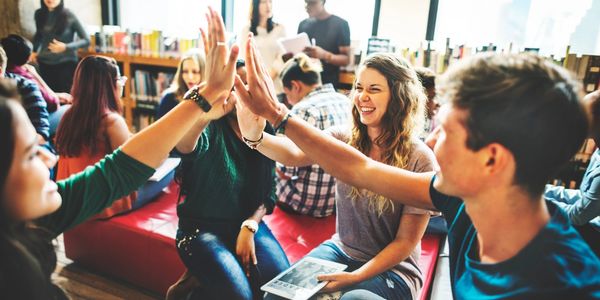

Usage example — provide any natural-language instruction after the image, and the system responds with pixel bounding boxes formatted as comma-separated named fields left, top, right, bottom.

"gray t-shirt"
left=328, top=126, right=437, bottom=300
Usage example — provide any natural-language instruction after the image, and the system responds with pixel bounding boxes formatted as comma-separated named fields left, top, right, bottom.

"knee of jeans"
left=340, top=289, right=384, bottom=300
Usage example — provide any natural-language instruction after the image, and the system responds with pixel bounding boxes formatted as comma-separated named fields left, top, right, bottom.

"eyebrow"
left=23, top=136, right=37, bottom=155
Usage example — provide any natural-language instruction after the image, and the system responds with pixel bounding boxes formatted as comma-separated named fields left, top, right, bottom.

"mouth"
left=359, top=106, right=376, bottom=115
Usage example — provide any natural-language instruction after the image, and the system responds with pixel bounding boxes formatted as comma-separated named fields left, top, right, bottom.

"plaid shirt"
left=277, top=84, right=352, bottom=217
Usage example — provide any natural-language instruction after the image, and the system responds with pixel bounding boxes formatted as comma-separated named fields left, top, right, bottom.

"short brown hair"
left=439, top=53, right=587, bottom=196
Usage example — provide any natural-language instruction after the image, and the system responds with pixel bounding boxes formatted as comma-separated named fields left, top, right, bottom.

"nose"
left=39, top=147, right=58, bottom=169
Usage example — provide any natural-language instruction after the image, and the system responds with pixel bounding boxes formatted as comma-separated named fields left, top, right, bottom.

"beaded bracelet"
left=274, top=113, right=292, bottom=135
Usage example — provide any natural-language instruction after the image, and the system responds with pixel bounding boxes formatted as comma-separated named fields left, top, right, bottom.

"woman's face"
left=353, top=67, right=391, bottom=128
left=181, top=59, right=202, bottom=90
left=259, top=0, right=273, bottom=20
left=2, top=102, right=61, bottom=222
left=44, top=0, right=61, bottom=11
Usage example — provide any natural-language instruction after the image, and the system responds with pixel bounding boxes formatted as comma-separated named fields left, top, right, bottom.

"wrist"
left=199, top=86, right=227, bottom=105
left=241, top=219, right=259, bottom=234
left=268, top=103, right=288, bottom=127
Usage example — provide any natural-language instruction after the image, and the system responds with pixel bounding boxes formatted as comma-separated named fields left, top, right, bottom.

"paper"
left=278, top=32, right=311, bottom=54
left=148, top=157, right=181, bottom=182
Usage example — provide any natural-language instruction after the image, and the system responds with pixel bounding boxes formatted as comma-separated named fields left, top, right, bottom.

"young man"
left=298, top=0, right=351, bottom=89
left=235, top=43, right=600, bottom=298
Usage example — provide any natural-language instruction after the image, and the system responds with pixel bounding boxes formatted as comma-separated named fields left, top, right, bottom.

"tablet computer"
left=261, top=257, right=347, bottom=300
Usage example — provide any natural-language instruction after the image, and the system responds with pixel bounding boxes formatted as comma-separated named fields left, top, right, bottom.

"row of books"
left=393, top=40, right=599, bottom=93
left=131, top=69, right=174, bottom=109
left=90, top=27, right=202, bottom=58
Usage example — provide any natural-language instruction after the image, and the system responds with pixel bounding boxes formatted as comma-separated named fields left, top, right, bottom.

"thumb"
left=316, top=273, right=337, bottom=282
left=252, top=251, right=258, bottom=265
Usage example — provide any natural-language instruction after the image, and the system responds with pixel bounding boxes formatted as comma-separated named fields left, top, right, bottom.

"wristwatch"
left=183, top=86, right=212, bottom=112
left=241, top=220, right=259, bottom=233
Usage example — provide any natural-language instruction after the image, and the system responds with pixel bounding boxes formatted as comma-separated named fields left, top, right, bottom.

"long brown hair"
left=0, top=85, right=58, bottom=298
left=168, top=52, right=206, bottom=100
left=55, top=55, right=122, bottom=157
left=349, top=53, right=426, bottom=215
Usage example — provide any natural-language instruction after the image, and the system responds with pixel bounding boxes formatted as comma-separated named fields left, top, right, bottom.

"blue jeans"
left=307, top=241, right=411, bottom=300
left=176, top=220, right=290, bottom=300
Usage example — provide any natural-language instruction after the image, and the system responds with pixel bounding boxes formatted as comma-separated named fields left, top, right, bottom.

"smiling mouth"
left=360, top=107, right=375, bottom=113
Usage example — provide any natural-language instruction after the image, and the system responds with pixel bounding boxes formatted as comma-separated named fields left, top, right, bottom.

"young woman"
left=239, top=0, right=286, bottom=93
left=236, top=50, right=435, bottom=300
left=33, top=0, right=90, bottom=92
left=157, top=51, right=205, bottom=119
left=169, top=88, right=289, bottom=299
left=54, top=55, right=134, bottom=218
left=0, top=8, right=239, bottom=298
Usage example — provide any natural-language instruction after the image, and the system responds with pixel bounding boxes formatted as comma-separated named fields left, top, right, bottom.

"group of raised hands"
left=198, top=7, right=288, bottom=133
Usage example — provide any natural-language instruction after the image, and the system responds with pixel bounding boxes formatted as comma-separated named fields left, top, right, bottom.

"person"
left=235, top=36, right=600, bottom=298
left=157, top=50, right=205, bottom=119
left=1, top=34, right=72, bottom=138
left=544, top=89, right=600, bottom=257
left=54, top=55, right=135, bottom=219
left=0, top=8, right=240, bottom=298
left=415, top=67, right=438, bottom=137
left=275, top=53, right=351, bottom=217
left=33, top=0, right=90, bottom=93
left=170, top=75, right=289, bottom=300
left=240, top=0, right=286, bottom=93
left=0, top=46, right=49, bottom=145
left=298, top=0, right=350, bottom=89
left=237, top=51, right=435, bottom=300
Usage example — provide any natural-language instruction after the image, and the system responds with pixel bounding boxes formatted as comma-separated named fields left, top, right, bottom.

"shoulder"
left=103, top=112, right=126, bottom=127
left=407, top=139, right=437, bottom=172
left=332, top=15, right=349, bottom=25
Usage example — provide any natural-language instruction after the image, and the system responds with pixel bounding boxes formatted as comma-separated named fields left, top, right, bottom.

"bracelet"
left=274, top=113, right=292, bottom=135
left=242, top=132, right=264, bottom=150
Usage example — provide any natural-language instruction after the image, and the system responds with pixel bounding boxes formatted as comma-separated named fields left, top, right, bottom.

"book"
left=261, top=257, right=347, bottom=300
left=278, top=33, right=311, bottom=55
left=148, top=158, right=181, bottom=182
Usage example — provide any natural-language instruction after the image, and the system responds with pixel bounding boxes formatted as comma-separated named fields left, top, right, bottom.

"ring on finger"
left=216, top=41, right=227, bottom=46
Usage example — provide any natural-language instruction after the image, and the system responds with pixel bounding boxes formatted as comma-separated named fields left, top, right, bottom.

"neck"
left=367, top=126, right=382, bottom=143
left=314, top=10, right=331, bottom=20
left=297, top=84, right=319, bottom=102
left=259, top=17, right=268, bottom=28
left=464, top=186, right=550, bottom=263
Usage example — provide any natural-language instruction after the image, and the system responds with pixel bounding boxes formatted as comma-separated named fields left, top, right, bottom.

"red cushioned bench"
left=64, top=181, right=443, bottom=299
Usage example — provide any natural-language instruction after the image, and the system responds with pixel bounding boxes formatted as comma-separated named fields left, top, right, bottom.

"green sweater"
left=177, top=119, right=276, bottom=224
left=38, top=149, right=155, bottom=236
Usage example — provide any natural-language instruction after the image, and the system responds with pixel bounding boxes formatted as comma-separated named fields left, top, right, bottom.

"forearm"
left=121, top=88, right=219, bottom=168
left=353, top=240, right=416, bottom=282
left=324, top=52, right=350, bottom=67
left=256, top=133, right=313, bottom=166
left=175, top=117, right=211, bottom=154
left=275, top=116, right=435, bottom=209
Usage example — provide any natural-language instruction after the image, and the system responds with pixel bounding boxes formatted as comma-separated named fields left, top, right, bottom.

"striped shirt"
left=276, top=84, right=352, bottom=217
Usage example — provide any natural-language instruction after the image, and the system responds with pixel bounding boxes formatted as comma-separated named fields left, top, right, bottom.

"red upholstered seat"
left=64, top=181, right=442, bottom=299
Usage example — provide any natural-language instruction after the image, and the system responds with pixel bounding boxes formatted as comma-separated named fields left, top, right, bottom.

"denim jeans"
left=176, top=220, right=290, bottom=300
left=307, top=241, right=412, bottom=300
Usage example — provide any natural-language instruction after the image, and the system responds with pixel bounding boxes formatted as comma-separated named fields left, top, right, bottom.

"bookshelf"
left=79, top=51, right=179, bottom=131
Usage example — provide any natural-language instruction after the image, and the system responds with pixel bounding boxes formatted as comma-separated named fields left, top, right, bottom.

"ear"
left=290, top=80, right=301, bottom=92
left=482, top=143, right=514, bottom=177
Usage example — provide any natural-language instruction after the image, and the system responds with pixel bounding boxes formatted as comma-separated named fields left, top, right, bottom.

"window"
left=119, top=0, right=221, bottom=38
left=232, top=0, right=376, bottom=51
left=434, top=0, right=600, bottom=56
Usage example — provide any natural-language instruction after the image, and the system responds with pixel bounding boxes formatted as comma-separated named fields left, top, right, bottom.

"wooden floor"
left=52, top=235, right=162, bottom=300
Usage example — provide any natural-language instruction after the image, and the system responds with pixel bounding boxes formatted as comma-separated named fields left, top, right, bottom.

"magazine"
left=277, top=32, right=311, bottom=55
left=261, top=257, right=347, bottom=300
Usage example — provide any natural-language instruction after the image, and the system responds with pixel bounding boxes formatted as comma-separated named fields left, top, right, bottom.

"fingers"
left=199, top=28, right=209, bottom=56
left=225, top=44, right=240, bottom=77
left=316, top=273, right=337, bottom=282
left=245, top=34, right=259, bottom=85
left=234, top=76, right=250, bottom=101
left=209, top=6, right=226, bottom=48
left=252, top=250, right=258, bottom=265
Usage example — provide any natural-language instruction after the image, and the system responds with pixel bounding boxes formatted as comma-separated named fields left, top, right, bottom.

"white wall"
left=19, top=0, right=101, bottom=38
left=377, top=0, right=430, bottom=50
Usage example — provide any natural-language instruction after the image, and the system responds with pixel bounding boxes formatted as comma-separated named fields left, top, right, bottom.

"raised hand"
left=234, top=92, right=266, bottom=141
left=197, top=6, right=239, bottom=107
left=234, top=34, right=285, bottom=126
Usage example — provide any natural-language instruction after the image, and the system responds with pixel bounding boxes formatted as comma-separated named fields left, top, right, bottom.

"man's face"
left=432, top=104, right=485, bottom=198
left=305, top=0, right=324, bottom=18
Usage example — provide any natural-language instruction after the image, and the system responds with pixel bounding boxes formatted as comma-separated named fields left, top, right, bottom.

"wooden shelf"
left=79, top=51, right=179, bottom=130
